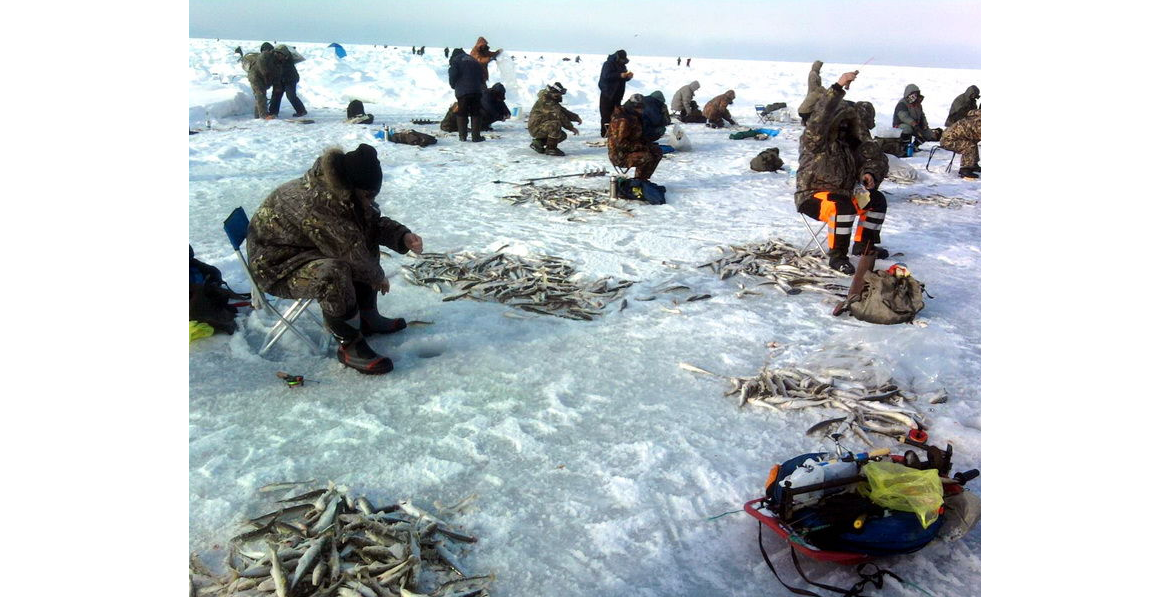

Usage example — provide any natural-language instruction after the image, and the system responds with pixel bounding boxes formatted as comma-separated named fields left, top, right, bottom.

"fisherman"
left=945, top=85, right=980, bottom=127
left=241, top=42, right=278, bottom=119
left=686, top=58, right=691, bottom=67
left=940, top=108, right=981, bottom=179
left=447, top=47, right=486, bottom=142
left=444, top=47, right=450, bottom=58
left=469, top=36, right=502, bottom=82
left=892, top=84, right=941, bottom=148
left=268, top=45, right=307, bottom=118
left=607, top=94, right=663, bottom=180
left=702, top=89, right=738, bottom=128
left=575, top=56, right=580, bottom=63
left=797, top=60, right=825, bottom=126
left=677, top=57, right=681, bottom=66
left=598, top=49, right=633, bottom=136
left=795, top=71, right=891, bottom=274
left=441, top=82, right=510, bottom=133
left=528, top=82, right=581, bottom=156
left=670, top=80, right=701, bottom=118
left=246, top=144, right=423, bottom=375
left=642, top=91, right=671, bottom=142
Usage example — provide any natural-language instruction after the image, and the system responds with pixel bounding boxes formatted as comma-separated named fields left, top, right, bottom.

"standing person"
left=411, top=46, right=416, bottom=55
left=945, top=85, right=980, bottom=126
left=268, top=45, right=307, bottom=118
left=598, top=49, right=633, bottom=136
left=607, top=95, right=663, bottom=181
left=795, top=71, right=891, bottom=274
left=670, top=80, right=701, bottom=117
left=797, top=60, right=826, bottom=126
left=528, top=82, right=581, bottom=156
left=686, top=58, right=691, bottom=67
left=419, top=46, right=426, bottom=55
left=444, top=47, right=450, bottom=58
left=892, top=84, right=940, bottom=148
left=940, top=108, right=981, bottom=179
left=246, top=144, right=424, bottom=375
left=677, top=57, right=681, bottom=66
left=242, top=42, right=278, bottom=119
left=447, top=48, right=486, bottom=142
left=469, top=36, right=502, bottom=82
left=702, top=89, right=738, bottom=128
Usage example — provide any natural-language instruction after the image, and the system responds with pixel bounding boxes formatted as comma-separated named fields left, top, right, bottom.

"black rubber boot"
left=959, top=167, right=980, bottom=180
left=325, top=312, right=393, bottom=375
left=530, top=138, right=546, bottom=154
left=544, top=138, right=565, bottom=156
left=828, top=250, right=855, bottom=274
left=360, top=309, right=407, bottom=336
left=470, top=116, right=485, bottom=142
left=851, top=244, right=890, bottom=259
left=457, top=117, right=468, bottom=142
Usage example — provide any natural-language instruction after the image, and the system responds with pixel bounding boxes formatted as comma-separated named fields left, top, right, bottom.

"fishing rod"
left=492, top=166, right=607, bottom=186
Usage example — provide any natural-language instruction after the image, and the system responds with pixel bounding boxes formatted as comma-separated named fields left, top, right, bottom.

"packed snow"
left=189, top=38, right=981, bottom=596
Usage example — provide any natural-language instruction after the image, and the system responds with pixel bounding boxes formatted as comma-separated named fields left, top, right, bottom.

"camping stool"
left=223, top=207, right=329, bottom=357
left=800, top=215, right=829, bottom=258
left=926, top=145, right=957, bottom=173
left=755, top=105, right=768, bottom=123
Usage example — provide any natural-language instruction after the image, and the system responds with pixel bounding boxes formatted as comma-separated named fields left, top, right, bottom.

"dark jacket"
left=598, top=51, right=629, bottom=101
left=246, top=147, right=411, bottom=291
left=482, top=83, right=510, bottom=123
left=642, top=91, right=671, bottom=142
left=795, top=84, right=886, bottom=208
left=448, top=48, right=485, bottom=98
left=892, top=84, right=929, bottom=131
left=945, top=85, right=980, bottom=127
left=274, top=45, right=300, bottom=85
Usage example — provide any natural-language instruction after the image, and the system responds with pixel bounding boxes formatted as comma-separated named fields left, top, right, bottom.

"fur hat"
left=615, top=49, right=628, bottom=63
left=341, top=144, right=382, bottom=192
left=623, top=94, right=644, bottom=110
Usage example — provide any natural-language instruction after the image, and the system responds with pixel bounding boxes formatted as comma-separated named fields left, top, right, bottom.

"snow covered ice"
left=189, top=39, right=981, bottom=596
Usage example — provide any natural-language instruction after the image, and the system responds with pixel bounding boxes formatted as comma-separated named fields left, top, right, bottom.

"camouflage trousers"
left=940, top=115, right=981, bottom=169
left=265, top=258, right=377, bottom=318
left=530, top=120, right=568, bottom=143
left=611, top=144, right=664, bottom=180
left=247, top=70, right=271, bottom=119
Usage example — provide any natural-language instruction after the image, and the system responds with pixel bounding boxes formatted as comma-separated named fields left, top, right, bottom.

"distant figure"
left=941, top=109, right=981, bottom=179
left=419, top=46, right=426, bottom=55
left=945, top=85, right=980, bottom=127
left=448, top=48, right=486, bottom=142
left=670, top=81, right=701, bottom=117
left=677, top=57, right=681, bottom=66
left=268, top=45, right=307, bottom=118
left=444, top=47, right=450, bottom=58
left=575, top=56, right=581, bottom=63
left=528, top=82, right=582, bottom=156
left=702, top=90, right=738, bottom=128
left=686, top=58, right=691, bottom=67
left=241, top=43, right=279, bottom=119
left=892, top=84, right=941, bottom=149
left=470, top=37, right=502, bottom=81
left=598, top=49, right=633, bottom=136
left=607, top=95, right=662, bottom=180
left=411, top=46, right=416, bottom=54
left=797, top=60, right=825, bottom=126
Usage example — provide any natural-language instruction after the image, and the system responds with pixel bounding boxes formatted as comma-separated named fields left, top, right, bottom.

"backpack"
left=750, top=148, right=784, bottom=172
left=345, top=100, right=374, bottom=124
left=846, top=269, right=926, bottom=324
left=189, top=246, right=249, bottom=334
left=390, top=129, right=437, bottom=147
left=616, top=178, right=666, bottom=205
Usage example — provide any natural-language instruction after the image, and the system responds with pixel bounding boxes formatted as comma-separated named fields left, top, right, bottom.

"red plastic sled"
left=744, top=498, right=873, bottom=566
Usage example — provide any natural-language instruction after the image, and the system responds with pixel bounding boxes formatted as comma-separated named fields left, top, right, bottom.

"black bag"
left=345, top=100, right=374, bottom=124
left=189, top=246, right=248, bottom=334
left=750, top=148, right=784, bottom=172
left=762, top=102, right=786, bottom=114
left=846, top=269, right=926, bottom=324
left=616, top=178, right=666, bottom=205
left=390, top=129, right=437, bottom=147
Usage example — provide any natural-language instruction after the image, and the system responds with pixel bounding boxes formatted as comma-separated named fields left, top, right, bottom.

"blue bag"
left=616, top=178, right=666, bottom=205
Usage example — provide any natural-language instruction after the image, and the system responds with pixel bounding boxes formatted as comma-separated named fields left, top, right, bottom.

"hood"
left=812, top=60, right=823, bottom=72
left=854, top=101, right=876, bottom=130
left=903, top=84, right=921, bottom=101
left=274, top=44, right=292, bottom=58
left=611, top=49, right=628, bottom=64
left=689, top=80, right=700, bottom=91
left=307, top=146, right=350, bottom=195
left=260, top=42, right=274, bottom=53
left=726, top=90, right=736, bottom=100
left=449, top=48, right=467, bottom=65
left=648, top=90, right=665, bottom=103
left=490, top=82, right=506, bottom=98
left=475, top=37, right=489, bottom=50
left=965, top=85, right=980, bottom=99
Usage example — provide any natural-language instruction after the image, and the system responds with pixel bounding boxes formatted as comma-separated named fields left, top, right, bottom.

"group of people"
left=239, top=43, right=308, bottom=119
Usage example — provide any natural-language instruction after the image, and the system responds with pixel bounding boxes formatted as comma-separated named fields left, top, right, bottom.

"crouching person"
left=528, top=82, right=581, bottom=156
left=607, top=94, right=663, bottom=180
left=246, top=144, right=424, bottom=375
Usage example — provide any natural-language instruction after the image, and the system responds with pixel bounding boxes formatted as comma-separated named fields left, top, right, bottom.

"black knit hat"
left=615, top=49, right=628, bottom=62
left=260, top=42, right=274, bottom=53
left=342, top=144, right=382, bottom=192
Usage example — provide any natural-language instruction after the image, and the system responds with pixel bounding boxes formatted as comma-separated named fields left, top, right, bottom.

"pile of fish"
left=680, top=353, right=947, bottom=447
left=906, top=194, right=979, bottom=209
left=402, top=250, right=633, bottom=320
left=189, top=482, right=491, bottom=597
left=698, top=238, right=849, bottom=296
left=501, top=185, right=632, bottom=217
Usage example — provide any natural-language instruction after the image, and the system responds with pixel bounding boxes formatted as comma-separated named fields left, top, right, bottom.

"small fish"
left=685, top=294, right=712, bottom=302
left=259, top=480, right=316, bottom=493
left=406, top=320, right=434, bottom=327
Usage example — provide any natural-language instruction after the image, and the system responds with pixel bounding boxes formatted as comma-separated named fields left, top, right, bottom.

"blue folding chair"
left=223, top=207, right=328, bottom=356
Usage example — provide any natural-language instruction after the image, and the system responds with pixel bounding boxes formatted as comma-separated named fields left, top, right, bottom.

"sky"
left=189, top=0, right=980, bottom=69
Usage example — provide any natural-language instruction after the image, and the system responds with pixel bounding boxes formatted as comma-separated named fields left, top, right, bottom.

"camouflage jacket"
left=246, top=147, right=412, bottom=291
left=795, top=84, right=887, bottom=208
left=527, top=89, right=579, bottom=136
left=702, top=91, right=736, bottom=121
left=941, top=109, right=981, bottom=148
left=606, top=106, right=650, bottom=162
left=241, top=50, right=279, bottom=87
left=797, top=61, right=825, bottom=115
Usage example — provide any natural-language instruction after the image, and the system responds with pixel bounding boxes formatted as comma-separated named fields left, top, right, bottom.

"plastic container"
left=782, top=456, right=860, bottom=508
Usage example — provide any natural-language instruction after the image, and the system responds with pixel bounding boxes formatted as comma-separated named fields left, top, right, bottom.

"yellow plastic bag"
left=189, top=321, right=215, bottom=344
left=859, top=461, right=943, bottom=528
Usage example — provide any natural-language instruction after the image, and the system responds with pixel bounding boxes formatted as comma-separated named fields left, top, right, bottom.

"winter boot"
left=530, top=138, right=546, bottom=154
left=851, top=244, right=890, bottom=259
left=457, top=117, right=468, bottom=142
left=959, top=167, right=979, bottom=180
left=360, top=308, right=407, bottom=336
left=827, top=250, right=856, bottom=275
left=325, top=312, right=393, bottom=375
left=544, top=138, right=565, bottom=157
left=470, top=116, right=485, bottom=142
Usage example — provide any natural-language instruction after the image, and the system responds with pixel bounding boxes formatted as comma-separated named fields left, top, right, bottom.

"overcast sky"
left=190, top=0, right=980, bottom=69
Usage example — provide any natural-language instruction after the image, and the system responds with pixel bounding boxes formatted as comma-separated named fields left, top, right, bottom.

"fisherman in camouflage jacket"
left=246, top=144, right=424, bottom=375
left=241, top=42, right=278, bottom=119
left=527, top=83, right=581, bottom=156
left=607, top=95, right=663, bottom=181
left=940, top=108, right=980, bottom=179
left=795, top=71, right=891, bottom=274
